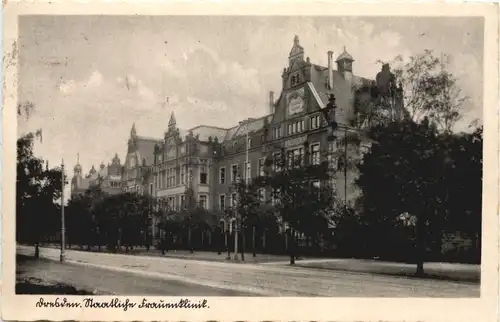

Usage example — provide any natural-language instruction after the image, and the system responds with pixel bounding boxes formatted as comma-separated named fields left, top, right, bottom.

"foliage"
left=354, top=118, right=483, bottom=267
left=16, top=133, right=64, bottom=245
left=257, top=148, right=339, bottom=242
left=353, top=51, right=467, bottom=132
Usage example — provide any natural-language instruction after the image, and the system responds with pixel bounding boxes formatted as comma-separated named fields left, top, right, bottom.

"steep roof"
left=308, top=63, right=373, bottom=124
left=135, top=136, right=162, bottom=165
left=188, top=125, right=228, bottom=142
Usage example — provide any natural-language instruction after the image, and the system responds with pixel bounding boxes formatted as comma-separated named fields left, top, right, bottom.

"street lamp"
left=60, top=159, right=66, bottom=262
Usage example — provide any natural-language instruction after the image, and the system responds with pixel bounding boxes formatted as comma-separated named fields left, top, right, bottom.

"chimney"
left=269, top=91, right=275, bottom=114
left=327, top=51, right=334, bottom=90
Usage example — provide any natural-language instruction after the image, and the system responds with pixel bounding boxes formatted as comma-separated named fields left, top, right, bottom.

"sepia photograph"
left=3, top=2, right=499, bottom=321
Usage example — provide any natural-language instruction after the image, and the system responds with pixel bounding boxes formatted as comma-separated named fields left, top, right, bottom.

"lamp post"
left=60, top=159, right=66, bottom=262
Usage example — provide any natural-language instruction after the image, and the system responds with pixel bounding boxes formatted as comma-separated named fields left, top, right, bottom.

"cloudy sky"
left=18, top=16, right=483, bottom=194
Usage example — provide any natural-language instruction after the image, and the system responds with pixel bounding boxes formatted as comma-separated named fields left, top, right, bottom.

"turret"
left=336, top=46, right=354, bottom=82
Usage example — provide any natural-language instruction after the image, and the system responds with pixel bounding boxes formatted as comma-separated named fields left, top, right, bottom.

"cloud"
left=160, top=46, right=262, bottom=101
left=58, top=80, right=76, bottom=93
left=58, top=70, right=103, bottom=94
left=87, top=70, right=103, bottom=87
left=186, top=96, right=228, bottom=112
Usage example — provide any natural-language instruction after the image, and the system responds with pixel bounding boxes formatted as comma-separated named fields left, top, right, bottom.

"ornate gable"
left=288, top=35, right=305, bottom=64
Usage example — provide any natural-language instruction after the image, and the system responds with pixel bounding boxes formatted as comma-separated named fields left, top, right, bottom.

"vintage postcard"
left=2, top=1, right=499, bottom=321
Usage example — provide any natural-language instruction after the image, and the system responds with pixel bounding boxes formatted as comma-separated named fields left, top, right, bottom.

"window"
left=168, top=196, right=175, bottom=210
left=200, top=163, right=208, bottom=184
left=219, top=194, right=226, bottom=210
left=231, top=193, right=238, bottom=207
left=258, top=158, right=266, bottom=176
left=310, top=115, right=320, bottom=130
left=180, top=164, right=185, bottom=185
left=149, top=183, right=153, bottom=195
left=199, top=195, right=208, bottom=209
left=311, top=181, right=321, bottom=199
left=287, top=150, right=294, bottom=167
left=160, top=170, right=166, bottom=189
left=167, top=168, right=176, bottom=188
left=180, top=195, right=186, bottom=209
left=273, top=152, right=282, bottom=172
left=328, top=142, right=338, bottom=170
left=243, top=161, right=251, bottom=181
left=311, top=143, right=320, bottom=165
left=287, top=148, right=304, bottom=167
left=272, top=188, right=281, bottom=205
left=258, top=188, right=266, bottom=202
left=247, top=137, right=252, bottom=149
left=273, top=127, right=282, bottom=140
left=288, top=120, right=305, bottom=135
left=231, top=164, right=239, bottom=182
left=219, top=167, right=226, bottom=184
left=294, top=147, right=304, bottom=167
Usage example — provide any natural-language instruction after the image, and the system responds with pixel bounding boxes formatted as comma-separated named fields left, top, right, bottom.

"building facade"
left=72, top=35, right=404, bottom=239
left=142, top=35, right=403, bottom=215
left=70, top=153, right=123, bottom=198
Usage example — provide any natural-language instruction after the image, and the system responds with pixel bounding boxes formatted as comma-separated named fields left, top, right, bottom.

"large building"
left=70, top=153, right=123, bottom=198
left=133, top=35, right=404, bottom=215
left=73, top=35, right=404, bottom=228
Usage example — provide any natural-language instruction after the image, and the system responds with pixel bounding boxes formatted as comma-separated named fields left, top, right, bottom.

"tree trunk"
left=226, top=232, right=230, bottom=259
left=208, top=230, right=212, bottom=245
left=262, top=231, right=266, bottom=249
left=415, top=215, right=426, bottom=276
left=289, top=230, right=295, bottom=265
left=35, top=242, right=40, bottom=259
left=252, top=226, right=256, bottom=257
left=217, top=230, right=222, bottom=255
left=201, top=231, right=205, bottom=247
left=188, top=227, right=193, bottom=253
left=241, top=227, right=245, bottom=261
left=285, top=232, right=289, bottom=255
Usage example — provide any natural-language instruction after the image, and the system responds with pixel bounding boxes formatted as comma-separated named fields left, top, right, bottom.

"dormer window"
left=291, top=73, right=300, bottom=86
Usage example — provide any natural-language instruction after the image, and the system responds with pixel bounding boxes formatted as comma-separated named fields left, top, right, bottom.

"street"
left=17, top=254, right=252, bottom=296
left=17, top=245, right=479, bottom=297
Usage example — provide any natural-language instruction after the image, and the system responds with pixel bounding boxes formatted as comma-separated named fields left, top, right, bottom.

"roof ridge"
left=137, top=135, right=162, bottom=142
left=189, top=125, right=230, bottom=131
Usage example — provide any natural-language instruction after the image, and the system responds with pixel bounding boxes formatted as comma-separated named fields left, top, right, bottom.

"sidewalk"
left=18, top=245, right=479, bottom=297
left=36, top=244, right=480, bottom=282
left=284, top=258, right=480, bottom=282
left=40, top=243, right=300, bottom=264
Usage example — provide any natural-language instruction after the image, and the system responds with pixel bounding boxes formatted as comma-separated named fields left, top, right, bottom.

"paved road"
left=17, top=255, right=252, bottom=296
left=17, top=245, right=479, bottom=297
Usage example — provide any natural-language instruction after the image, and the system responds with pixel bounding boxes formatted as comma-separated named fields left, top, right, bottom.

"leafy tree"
left=355, top=118, right=482, bottom=273
left=17, top=133, right=64, bottom=257
left=352, top=51, right=467, bottom=132
left=66, top=193, right=96, bottom=250
left=258, top=147, right=338, bottom=264
left=232, top=177, right=264, bottom=258
left=156, top=207, right=182, bottom=254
